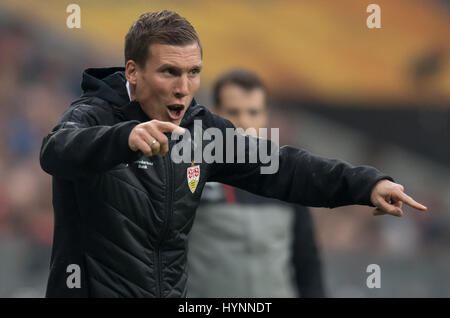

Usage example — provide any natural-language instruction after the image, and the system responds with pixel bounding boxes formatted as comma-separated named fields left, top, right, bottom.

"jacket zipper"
left=155, top=140, right=174, bottom=298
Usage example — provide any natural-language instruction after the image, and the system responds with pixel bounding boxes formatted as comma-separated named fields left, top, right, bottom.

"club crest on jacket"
left=187, top=163, right=200, bottom=193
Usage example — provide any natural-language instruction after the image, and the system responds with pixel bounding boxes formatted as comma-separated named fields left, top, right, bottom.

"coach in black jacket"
left=40, top=11, right=427, bottom=298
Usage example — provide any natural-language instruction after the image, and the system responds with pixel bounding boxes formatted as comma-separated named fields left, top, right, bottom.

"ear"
left=125, top=60, right=138, bottom=85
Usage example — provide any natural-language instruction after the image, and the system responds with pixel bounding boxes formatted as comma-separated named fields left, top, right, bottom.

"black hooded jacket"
left=40, top=67, right=393, bottom=297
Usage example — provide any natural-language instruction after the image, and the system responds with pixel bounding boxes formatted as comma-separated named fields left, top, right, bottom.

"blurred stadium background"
left=0, top=0, right=448, bottom=297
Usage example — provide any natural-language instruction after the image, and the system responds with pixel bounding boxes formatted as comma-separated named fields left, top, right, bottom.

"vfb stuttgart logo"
left=187, top=164, right=200, bottom=193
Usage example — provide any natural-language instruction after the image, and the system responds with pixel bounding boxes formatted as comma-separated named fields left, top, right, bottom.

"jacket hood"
left=81, top=67, right=129, bottom=107
left=80, top=67, right=203, bottom=125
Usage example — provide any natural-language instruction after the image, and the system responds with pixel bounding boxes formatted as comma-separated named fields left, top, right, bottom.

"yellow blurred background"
left=2, top=0, right=449, bottom=104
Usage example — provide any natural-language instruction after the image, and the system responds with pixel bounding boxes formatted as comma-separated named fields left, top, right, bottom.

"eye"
left=189, top=68, right=201, bottom=75
left=248, top=109, right=260, bottom=116
left=226, top=109, right=239, bottom=117
left=162, top=68, right=179, bottom=76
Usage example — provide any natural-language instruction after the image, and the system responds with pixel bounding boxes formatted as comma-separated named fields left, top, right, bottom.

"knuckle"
left=137, top=127, right=149, bottom=136
left=142, top=121, right=154, bottom=129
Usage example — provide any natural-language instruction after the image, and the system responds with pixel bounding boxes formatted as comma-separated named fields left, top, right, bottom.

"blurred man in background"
left=187, top=69, right=325, bottom=297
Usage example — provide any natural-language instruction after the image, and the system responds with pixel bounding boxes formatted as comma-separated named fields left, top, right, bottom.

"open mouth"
left=167, top=104, right=185, bottom=120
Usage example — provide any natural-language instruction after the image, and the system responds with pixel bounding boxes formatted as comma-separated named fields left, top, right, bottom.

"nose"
left=239, top=113, right=252, bottom=131
left=174, top=74, right=189, bottom=99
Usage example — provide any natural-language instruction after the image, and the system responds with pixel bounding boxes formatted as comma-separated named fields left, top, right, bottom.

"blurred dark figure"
left=187, top=69, right=325, bottom=297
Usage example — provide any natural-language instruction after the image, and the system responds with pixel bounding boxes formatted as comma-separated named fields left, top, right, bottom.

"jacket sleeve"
left=207, top=115, right=394, bottom=208
left=40, top=104, right=141, bottom=180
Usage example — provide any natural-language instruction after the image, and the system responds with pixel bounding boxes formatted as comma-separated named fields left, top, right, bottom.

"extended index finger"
left=397, top=191, right=427, bottom=211
left=153, top=121, right=186, bottom=135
